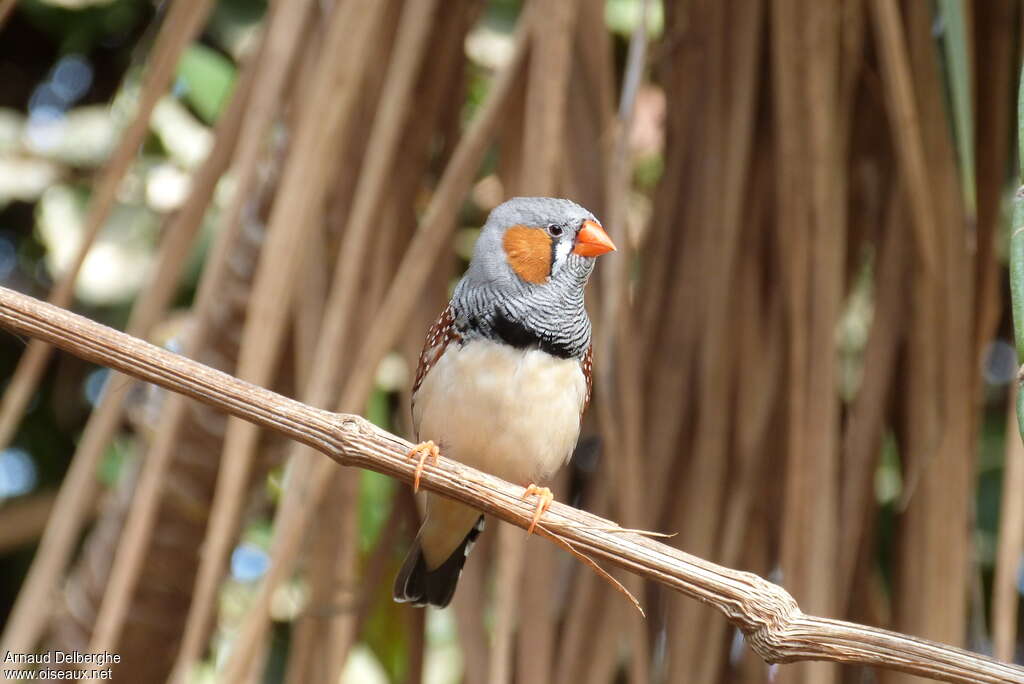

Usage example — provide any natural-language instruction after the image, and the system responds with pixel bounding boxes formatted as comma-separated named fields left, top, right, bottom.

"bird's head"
left=465, top=197, right=616, bottom=291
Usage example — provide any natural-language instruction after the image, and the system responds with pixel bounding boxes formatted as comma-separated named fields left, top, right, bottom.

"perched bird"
left=393, top=197, right=616, bottom=608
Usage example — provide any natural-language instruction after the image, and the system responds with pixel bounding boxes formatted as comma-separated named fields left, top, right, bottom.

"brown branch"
left=0, top=287, right=1020, bottom=684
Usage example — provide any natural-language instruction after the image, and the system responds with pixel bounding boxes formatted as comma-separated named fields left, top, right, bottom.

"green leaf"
left=937, top=0, right=976, bottom=220
left=359, top=470, right=395, bottom=553
left=365, top=386, right=391, bottom=430
left=605, top=0, right=663, bottom=37
left=175, top=43, right=236, bottom=124
left=1009, top=59, right=1024, bottom=438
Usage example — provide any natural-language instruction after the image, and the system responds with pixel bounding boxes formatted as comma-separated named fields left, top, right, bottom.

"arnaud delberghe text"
left=4, top=651, right=121, bottom=666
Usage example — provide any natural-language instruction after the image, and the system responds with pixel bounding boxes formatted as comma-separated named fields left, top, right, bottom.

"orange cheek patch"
left=502, top=225, right=552, bottom=284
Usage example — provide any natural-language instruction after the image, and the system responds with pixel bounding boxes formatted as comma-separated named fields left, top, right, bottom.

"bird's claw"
left=521, top=483, right=554, bottom=535
left=406, top=440, right=440, bottom=493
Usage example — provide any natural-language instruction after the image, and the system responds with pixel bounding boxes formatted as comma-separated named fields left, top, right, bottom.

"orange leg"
left=406, top=440, right=440, bottom=493
left=521, top=483, right=554, bottom=535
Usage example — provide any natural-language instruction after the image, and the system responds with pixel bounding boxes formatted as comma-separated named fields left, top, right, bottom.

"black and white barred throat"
left=451, top=256, right=593, bottom=360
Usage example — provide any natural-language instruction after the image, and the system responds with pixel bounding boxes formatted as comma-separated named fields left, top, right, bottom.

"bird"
left=393, top=196, right=616, bottom=608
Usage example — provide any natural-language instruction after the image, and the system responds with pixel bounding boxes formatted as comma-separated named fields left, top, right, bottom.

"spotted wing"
left=581, top=343, right=593, bottom=417
left=411, top=304, right=460, bottom=437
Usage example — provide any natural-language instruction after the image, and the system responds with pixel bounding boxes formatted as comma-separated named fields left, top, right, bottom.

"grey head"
left=451, top=197, right=616, bottom=360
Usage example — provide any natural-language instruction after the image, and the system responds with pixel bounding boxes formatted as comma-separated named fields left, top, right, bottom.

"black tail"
left=393, top=516, right=485, bottom=608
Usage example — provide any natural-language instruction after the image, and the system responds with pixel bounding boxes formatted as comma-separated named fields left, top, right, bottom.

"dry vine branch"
left=0, top=286, right=1020, bottom=684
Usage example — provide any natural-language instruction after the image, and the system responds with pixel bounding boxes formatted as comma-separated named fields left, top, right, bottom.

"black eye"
left=546, top=224, right=563, bottom=238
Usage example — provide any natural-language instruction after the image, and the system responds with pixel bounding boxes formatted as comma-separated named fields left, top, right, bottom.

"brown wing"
left=411, top=304, right=461, bottom=434
left=581, top=343, right=593, bottom=417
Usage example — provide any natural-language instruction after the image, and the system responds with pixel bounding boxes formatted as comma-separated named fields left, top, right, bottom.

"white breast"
left=413, top=338, right=587, bottom=485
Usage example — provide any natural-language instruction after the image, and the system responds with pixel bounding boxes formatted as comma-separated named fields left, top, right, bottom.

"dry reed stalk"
left=451, top=542, right=492, bottom=682
left=971, top=0, right=1013, bottom=361
left=665, top=2, right=764, bottom=681
left=837, top=188, right=910, bottom=603
left=550, top=468, right=614, bottom=681
left=893, top=262, right=944, bottom=682
left=636, top=5, right=705, bottom=380
left=579, top=593, right=626, bottom=682
left=561, top=0, right=614, bottom=214
left=0, top=492, right=60, bottom=552
left=867, top=0, right=940, bottom=277
left=664, top=0, right=732, bottom=674
left=284, top=1, right=327, bottom=128
left=576, top=0, right=616, bottom=144
left=553, top=566, right=604, bottom=682
left=170, top=2, right=391, bottom=676
left=721, top=153, right=778, bottom=541
left=2, top=286, right=1024, bottom=683
left=637, top=10, right=698, bottom=518
left=0, top=0, right=214, bottom=455
left=640, top=1, right=723, bottom=670
left=283, top=600, right=317, bottom=683
left=292, top=230, right=330, bottom=391
left=561, top=0, right=613, bottom=221
left=323, top=472, right=363, bottom=683
left=521, top=0, right=578, bottom=195
left=404, top=600, right=426, bottom=684
left=0, top=0, right=218, bottom=659
left=837, top=0, right=866, bottom=131
left=82, top=46, right=260, bottom=658
left=320, top=0, right=406, bottom=259
left=495, top=70, right=527, bottom=199
left=994, top=387, right=1024, bottom=662
left=639, top=0, right=710, bottom=514
left=770, top=5, right=844, bottom=684
left=701, top=192, right=784, bottom=684
left=886, top=6, right=975, bottom=676
left=283, top=512, right=325, bottom=684
left=489, top=522, right=524, bottom=684
left=798, top=0, right=844, bottom=642
left=562, top=73, right=607, bottom=217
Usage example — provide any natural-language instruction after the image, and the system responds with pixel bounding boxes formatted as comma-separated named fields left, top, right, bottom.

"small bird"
left=393, top=197, right=616, bottom=608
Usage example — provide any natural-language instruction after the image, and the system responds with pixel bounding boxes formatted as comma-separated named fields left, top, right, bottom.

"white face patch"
left=550, top=237, right=574, bottom=277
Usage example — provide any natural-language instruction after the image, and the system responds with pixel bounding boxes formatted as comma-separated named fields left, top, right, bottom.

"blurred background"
left=0, top=0, right=1022, bottom=682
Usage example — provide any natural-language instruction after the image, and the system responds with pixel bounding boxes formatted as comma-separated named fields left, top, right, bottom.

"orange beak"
left=572, top=219, right=617, bottom=257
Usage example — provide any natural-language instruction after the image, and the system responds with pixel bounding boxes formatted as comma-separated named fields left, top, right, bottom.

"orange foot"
left=521, top=484, right=554, bottom=535
left=406, top=440, right=440, bottom=493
